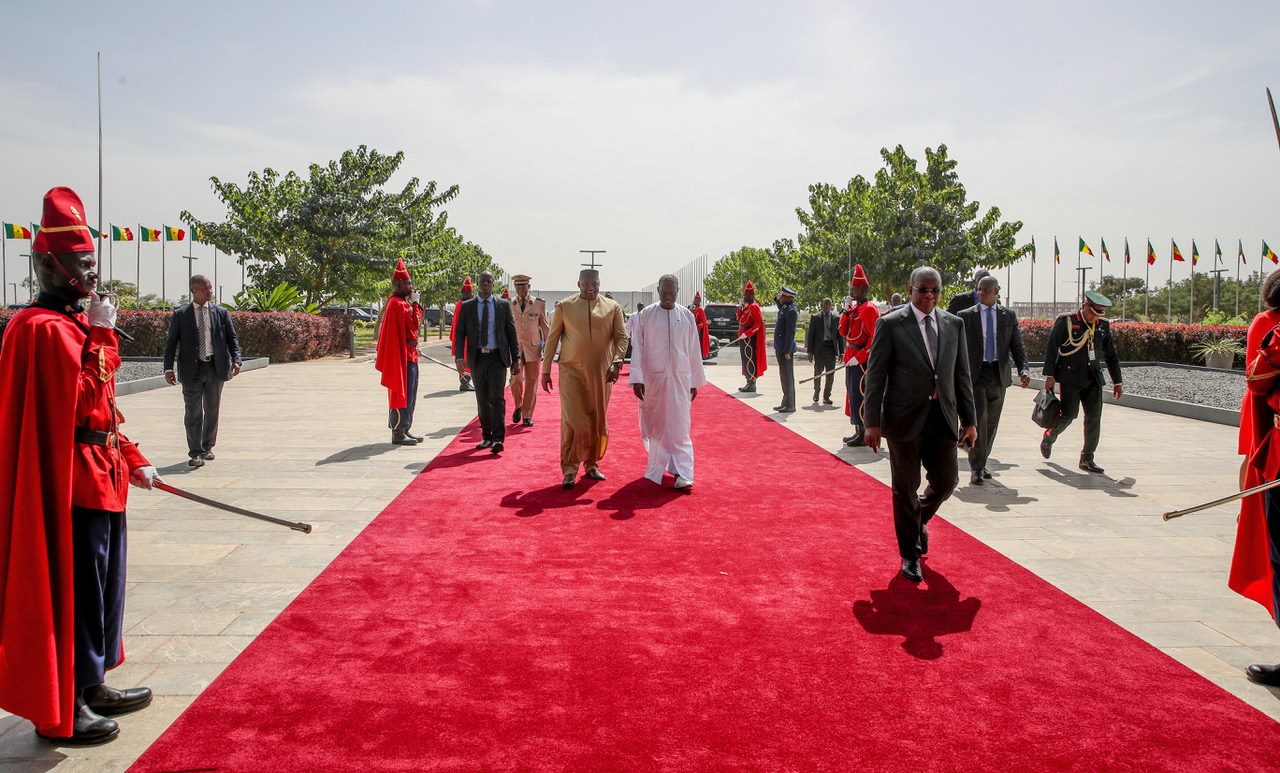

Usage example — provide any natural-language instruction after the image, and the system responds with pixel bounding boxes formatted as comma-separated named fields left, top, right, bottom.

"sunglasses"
left=913, top=286, right=942, bottom=295
left=1086, top=304, right=1107, bottom=315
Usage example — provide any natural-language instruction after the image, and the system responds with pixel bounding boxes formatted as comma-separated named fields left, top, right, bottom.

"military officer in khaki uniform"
left=510, top=274, right=549, bottom=427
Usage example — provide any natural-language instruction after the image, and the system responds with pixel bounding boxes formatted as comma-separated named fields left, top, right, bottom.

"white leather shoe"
left=674, top=476, right=693, bottom=490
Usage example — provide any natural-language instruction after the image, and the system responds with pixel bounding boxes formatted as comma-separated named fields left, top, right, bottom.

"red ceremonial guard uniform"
left=690, top=291, right=710, bottom=359
left=736, top=279, right=767, bottom=392
left=375, top=258, right=423, bottom=445
left=1234, top=326, right=1280, bottom=619
left=840, top=264, right=879, bottom=443
left=450, top=277, right=474, bottom=391
left=1240, top=307, right=1280, bottom=457
left=0, top=187, right=156, bottom=744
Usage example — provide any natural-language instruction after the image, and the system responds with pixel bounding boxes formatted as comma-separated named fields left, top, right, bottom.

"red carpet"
left=131, top=369, right=1280, bottom=771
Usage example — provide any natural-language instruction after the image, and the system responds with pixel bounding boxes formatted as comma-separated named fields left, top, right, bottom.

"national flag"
left=1030, top=236, right=1037, bottom=263
left=1172, top=239, right=1186, bottom=262
left=1147, top=239, right=1157, bottom=265
left=164, top=225, right=185, bottom=241
left=140, top=226, right=162, bottom=242
left=1240, top=239, right=1248, bottom=265
left=1101, top=237, right=1111, bottom=262
left=111, top=225, right=134, bottom=242
left=30, top=224, right=38, bottom=237
left=88, top=225, right=101, bottom=240
left=1124, top=237, right=1131, bottom=264
left=1191, top=240, right=1200, bottom=266
left=1054, top=237, right=1060, bottom=264
left=3, top=223, right=32, bottom=239
left=1265, top=240, right=1279, bottom=264
left=191, top=225, right=207, bottom=243
left=1079, top=237, right=1094, bottom=257
left=1215, top=239, right=1222, bottom=265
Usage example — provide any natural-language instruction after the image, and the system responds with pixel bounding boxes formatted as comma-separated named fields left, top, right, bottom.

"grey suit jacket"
left=862, top=304, right=976, bottom=442
left=958, top=303, right=1029, bottom=388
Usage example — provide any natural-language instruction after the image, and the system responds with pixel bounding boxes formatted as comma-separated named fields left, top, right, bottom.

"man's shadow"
left=852, top=565, right=982, bottom=660
left=1038, top=462, right=1137, bottom=498
left=500, top=483, right=598, bottom=517
left=952, top=482, right=1039, bottom=512
left=597, top=478, right=684, bottom=520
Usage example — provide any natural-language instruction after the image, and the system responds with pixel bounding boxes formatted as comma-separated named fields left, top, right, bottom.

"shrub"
left=1019, top=317, right=1248, bottom=365
left=0, top=307, right=350, bottom=362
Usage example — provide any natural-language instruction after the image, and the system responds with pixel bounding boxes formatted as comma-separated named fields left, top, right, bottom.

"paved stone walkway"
left=1, top=341, right=1276, bottom=770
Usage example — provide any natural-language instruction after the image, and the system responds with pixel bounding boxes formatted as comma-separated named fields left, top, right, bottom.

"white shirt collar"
left=909, top=303, right=936, bottom=323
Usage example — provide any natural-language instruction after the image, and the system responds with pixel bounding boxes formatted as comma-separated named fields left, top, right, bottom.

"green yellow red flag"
left=1147, top=239, right=1157, bottom=265
left=1241, top=239, right=1248, bottom=265
left=1054, top=237, right=1060, bottom=264
left=1124, top=238, right=1131, bottom=264
left=1172, top=239, right=1186, bottom=262
left=1191, top=240, right=1200, bottom=266
left=1101, top=238, right=1110, bottom=262
left=1265, top=240, right=1279, bottom=264
left=3, top=223, right=32, bottom=239
left=164, top=225, right=185, bottom=241
left=140, top=226, right=161, bottom=242
left=111, top=225, right=134, bottom=242
left=1079, top=237, right=1094, bottom=257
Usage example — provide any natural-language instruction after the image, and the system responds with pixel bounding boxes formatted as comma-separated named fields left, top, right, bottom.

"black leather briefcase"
left=1032, top=387, right=1062, bottom=429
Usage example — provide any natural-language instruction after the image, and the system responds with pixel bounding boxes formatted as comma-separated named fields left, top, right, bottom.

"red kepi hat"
left=693, top=291, right=702, bottom=303
left=501, top=287, right=510, bottom=299
left=461, top=277, right=473, bottom=293
left=850, top=264, right=869, bottom=287
left=33, top=186, right=95, bottom=255
left=744, top=279, right=755, bottom=294
left=392, top=257, right=411, bottom=280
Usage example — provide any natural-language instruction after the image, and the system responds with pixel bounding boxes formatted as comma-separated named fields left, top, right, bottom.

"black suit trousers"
left=886, top=401, right=958, bottom=560
left=472, top=351, right=508, bottom=442
left=182, top=360, right=225, bottom=457
left=812, top=344, right=836, bottom=400
left=1047, top=379, right=1104, bottom=460
left=969, top=363, right=1007, bottom=474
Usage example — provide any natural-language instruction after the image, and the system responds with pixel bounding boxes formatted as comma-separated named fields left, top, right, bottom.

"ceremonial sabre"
left=799, top=361, right=849, bottom=385
left=154, top=481, right=313, bottom=533
left=418, top=350, right=462, bottom=373
left=1161, top=477, right=1280, bottom=521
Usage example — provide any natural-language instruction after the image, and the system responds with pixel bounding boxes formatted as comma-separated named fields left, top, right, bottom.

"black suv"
left=703, top=303, right=740, bottom=342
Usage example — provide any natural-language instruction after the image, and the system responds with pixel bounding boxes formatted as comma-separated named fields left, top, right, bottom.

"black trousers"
left=389, top=360, right=420, bottom=434
left=182, top=360, right=226, bottom=458
left=846, top=361, right=866, bottom=427
left=812, top=344, right=837, bottom=401
left=886, top=401, right=958, bottom=560
left=777, top=353, right=795, bottom=410
left=969, top=363, right=1007, bottom=474
left=472, top=351, right=507, bottom=443
left=72, top=507, right=127, bottom=691
left=1047, top=378, right=1103, bottom=461
left=740, top=341, right=758, bottom=386
left=1264, top=486, right=1280, bottom=627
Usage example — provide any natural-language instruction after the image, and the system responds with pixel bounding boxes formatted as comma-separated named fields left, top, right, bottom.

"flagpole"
left=1189, top=242, right=1195, bottom=324
left=1260, top=243, right=1264, bottom=314
left=1030, top=242, right=1036, bottom=318
left=1237, top=240, right=1243, bottom=317
left=161, top=233, right=166, bottom=305
left=213, top=246, right=219, bottom=304
left=96, top=51, right=104, bottom=277
left=1098, top=237, right=1103, bottom=295
left=1168, top=239, right=1174, bottom=321
left=1145, top=238, right=1151, bottom=318
left=1076, top=241, right=1082, bottom=303
left=136, top=223, right=142, bottom=305
left=2, top=235, right=6, bottom=306
left=1053, top=235, right=1057, bottom=314
left=1121, top=239, right=1128, bottom=319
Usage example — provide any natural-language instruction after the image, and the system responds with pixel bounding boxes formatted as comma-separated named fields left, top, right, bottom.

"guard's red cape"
left=1239, top=309, right=1280, bottom=455
left=0, top=307, right=90, bottom=737
left=691, top=305, right=710, bottom=359
left=736, top=302, right=767, bottom=377
left=1232, top=326, right=1280, bottom=618
left=374, top=295, right=416, bottom=410
left=840, top=301, right=880, bottom=416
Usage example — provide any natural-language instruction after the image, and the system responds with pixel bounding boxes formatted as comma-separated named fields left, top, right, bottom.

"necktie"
left=985, top=306, right=996, bottom=362
left=196, top=305, right=209, bottom=359
left=480, top=299, right=489, bottom=349
left=923, top=314, right=938, bottom=367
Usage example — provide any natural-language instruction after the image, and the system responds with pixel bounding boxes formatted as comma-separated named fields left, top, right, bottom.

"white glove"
left=88, top=293, right=117, bottom=329
left=130, top=465, right=159, bottom=490
left=841, top=296, right=853, bottom=312
left=410, top=290, right=421, bottom=304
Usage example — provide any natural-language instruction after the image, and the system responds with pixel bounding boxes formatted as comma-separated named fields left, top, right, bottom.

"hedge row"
left=0, top=308, right=351, bottom=362
left=1018, top=319, right=1248, bottom=365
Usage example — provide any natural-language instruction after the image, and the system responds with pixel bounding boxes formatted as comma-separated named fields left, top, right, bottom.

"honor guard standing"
left=736, top=280, right=767, bottom=392
left=374, top=258, right=424, bottom=445
left=450, top=277, right=475, bottom=391
left=690, top=291, right=711, bottom=359
left=1040, top=290, right=1123, bottom=473
left=840, top=265, right=879, bottom=446
left=0, top=187, right=159, bottom=744
left=509, top=274, right=549, bottom=427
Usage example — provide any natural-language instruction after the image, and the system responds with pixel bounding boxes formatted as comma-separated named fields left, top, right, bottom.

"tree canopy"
left=182, top=145, right=499, bottom=309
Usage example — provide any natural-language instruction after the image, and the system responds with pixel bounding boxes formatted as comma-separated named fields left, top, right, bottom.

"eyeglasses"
left=1086, top=304, right=1107, bottom=315
left=913, top=287, right=942, bottom=295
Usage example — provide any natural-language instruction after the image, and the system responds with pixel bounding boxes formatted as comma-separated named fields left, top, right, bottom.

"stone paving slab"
left=2, top=342, right=1278, bottom=771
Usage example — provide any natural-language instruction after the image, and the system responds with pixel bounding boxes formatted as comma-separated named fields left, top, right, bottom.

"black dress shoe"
left=982, top=468, right=993, bottom=479
left=37, top=699, right=119, bottom=745
left=773, top=405, right=785, bottom=411
left=490, top=441, right=504, bottom=455
left=188, top=456, right=205, bottom=468
left=738, top=385, right=756, bottom=393
left=405, top=433, right=423, bottom=442
left=1246, top=663, right=1280, bottom=686
left=812, top=395, right=819, bottom=404
left=200, top=451, right=216, bottom=460
left=561, top=474, right=576, bottom=489
left=586, top=468, right=606, bottom=481
left=84, top=684, right=152, bottom=716
left=523, top=418, right=534, bottom=427
left=920, top=524, right=929, bottom=556
left=778, top=407, right=796, bottom=413
left=970, top=473, right=984, bottom=485
left=475, top=440, right=493, bottom=450
left=512, top=408, right=522, bottom=423
left=392, top=433, right=419, bottom=446
left=460, top=380, right=475, bottom=392
left=1040, top=432, right=1054, bottom=459
left=823, top=398, right=834, bottom=405
left=1078, top=459, right=1105, bottom=474
left=900, top=558, right=923, bottom=583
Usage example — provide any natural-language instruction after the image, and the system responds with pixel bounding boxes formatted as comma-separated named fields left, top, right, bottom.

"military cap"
left=1083, top=290, right=1113, bottom=308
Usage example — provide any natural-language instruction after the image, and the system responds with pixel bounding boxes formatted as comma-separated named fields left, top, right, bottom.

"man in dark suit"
left=863, top=266, right=977, bottom=583
left=958, top=276, right=1031, bottom=485
left=946, top=268, right=990, bottom=315
left=773, top=286, right=799, bottom=413
left=805, top=297, right=843, bottom=404
left=164, top=275, right=242, bottom=468
left=457, top=271, right=520, bottom=455
left=1041, top=291, right=1123, bottom=473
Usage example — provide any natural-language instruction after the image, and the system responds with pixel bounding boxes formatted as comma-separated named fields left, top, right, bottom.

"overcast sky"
left=2, top=1, right=1279, bottom=303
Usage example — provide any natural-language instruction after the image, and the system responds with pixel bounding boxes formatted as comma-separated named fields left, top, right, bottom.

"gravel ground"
left=1116, top=364, right=1243, bottom=410
left=118, top=360, right=167, bottom=383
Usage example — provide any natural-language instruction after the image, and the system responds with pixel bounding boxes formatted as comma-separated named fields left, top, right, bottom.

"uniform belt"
left=480, top=348, right=495, bottom=354
left=75, top=427, right=120, bottom=448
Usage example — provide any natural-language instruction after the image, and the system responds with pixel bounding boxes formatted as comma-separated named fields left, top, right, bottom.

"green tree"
left=182, top=145, right=497, bottom=309
left=704, top=245, right=783, bottom=303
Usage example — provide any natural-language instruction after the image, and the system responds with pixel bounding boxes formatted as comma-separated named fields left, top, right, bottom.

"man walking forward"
left=508, top=274, right=548, bottom=427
